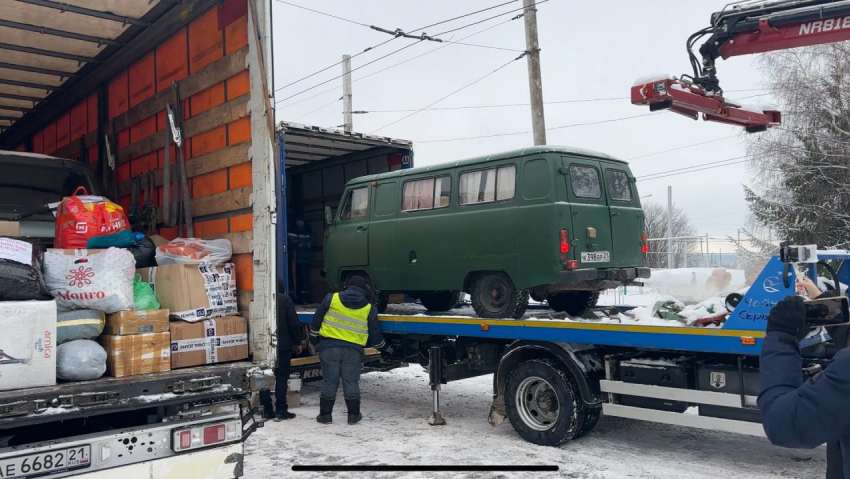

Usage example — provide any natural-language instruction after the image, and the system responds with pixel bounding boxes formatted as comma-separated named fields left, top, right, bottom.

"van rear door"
left=602, top=166, right=644, bottom=268
left=561, top=157, right=613, bottom=268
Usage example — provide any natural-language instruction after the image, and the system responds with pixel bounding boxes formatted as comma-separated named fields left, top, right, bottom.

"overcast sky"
left=272, top=0, right=773, bottom=252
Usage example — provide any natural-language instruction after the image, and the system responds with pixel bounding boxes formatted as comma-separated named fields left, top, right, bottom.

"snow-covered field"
left=244, top=367, right=825, bottom=479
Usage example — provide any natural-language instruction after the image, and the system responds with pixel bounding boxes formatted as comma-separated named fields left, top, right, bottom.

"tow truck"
left=300, top=247, right=848, bottom=446
left=632, top=0, right=850, bottom=131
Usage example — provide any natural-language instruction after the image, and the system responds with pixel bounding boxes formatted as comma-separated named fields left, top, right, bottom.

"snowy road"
left=244, top=367, right=825, bottom=479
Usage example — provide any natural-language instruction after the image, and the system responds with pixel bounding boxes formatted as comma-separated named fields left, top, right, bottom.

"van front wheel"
left=547, top=291, right=600, bottom=316
left=470, top=272, right=528, bottom=319
left=419, top=291, right=462, bottom=312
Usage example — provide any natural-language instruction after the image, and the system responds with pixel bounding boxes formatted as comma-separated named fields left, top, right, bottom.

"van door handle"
left=612, top=212, right=620, bottom=216
left=356, top=226, right=367, bottom=232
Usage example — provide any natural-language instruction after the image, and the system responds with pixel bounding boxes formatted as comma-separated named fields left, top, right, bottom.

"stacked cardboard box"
left=0, top=300, right=57, bottom=391
left=170, top=316, right=248, bottom=369
left=99, top=310, right=171, bottom=377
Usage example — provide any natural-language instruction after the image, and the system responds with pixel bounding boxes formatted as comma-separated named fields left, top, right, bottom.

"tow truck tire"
left=504, top=359, right=583, bottom=446
left=470, top=272, right=528, bottom=319
left=573, top=406, right=601, bottom=439
left=547, top=291, right=600, bottom=316
left=419, top=291, right=462, bottom=312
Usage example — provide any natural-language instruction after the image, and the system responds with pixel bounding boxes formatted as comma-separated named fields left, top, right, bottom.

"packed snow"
left=632, top=73, right=673, bottom=86
left=244, top=366, right=826, bottom=479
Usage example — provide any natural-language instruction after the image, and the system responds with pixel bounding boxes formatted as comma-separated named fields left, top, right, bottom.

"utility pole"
left=342, top=54, right=353, bottom=133
left=667, top=185, right=674, bottom=268
left=523, top=0, right=546, bottom=145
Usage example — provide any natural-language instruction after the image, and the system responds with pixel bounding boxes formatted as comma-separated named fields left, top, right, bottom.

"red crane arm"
left=632, top=0, right=850, bottom=132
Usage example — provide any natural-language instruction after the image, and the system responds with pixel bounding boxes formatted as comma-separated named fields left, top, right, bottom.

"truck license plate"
left=581, top=251, right=610, bottom=263
left=0, top=445, right=91, bottom=479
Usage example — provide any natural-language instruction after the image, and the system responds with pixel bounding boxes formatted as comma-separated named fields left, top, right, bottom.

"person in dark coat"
left=759, top=287, right=850, bottom=479
left=288, top=216, right=314, bottom=304
left=259, top=289, right=304, bottom=421
left=309, top=277, right=387, bottom=425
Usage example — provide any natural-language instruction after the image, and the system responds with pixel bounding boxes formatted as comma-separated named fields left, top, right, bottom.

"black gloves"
left=767, top=295, right=808, bottom=340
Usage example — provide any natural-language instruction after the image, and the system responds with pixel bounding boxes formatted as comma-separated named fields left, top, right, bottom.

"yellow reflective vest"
left=318, top=293, right=371, bottom=346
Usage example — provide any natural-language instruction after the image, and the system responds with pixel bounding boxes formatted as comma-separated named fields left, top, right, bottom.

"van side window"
left=604, top=169, right=633, bottom=202
left=340, top=187, right=369, bottom=220
left=401, top=176, right=451, bottom=211
left=569, top=165, right=601, bottom=199
left=459, top=165, right=515, bottom=205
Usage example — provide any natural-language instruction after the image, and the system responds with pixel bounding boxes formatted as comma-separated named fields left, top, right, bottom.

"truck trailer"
left=0, top=1, right=412, bottom=477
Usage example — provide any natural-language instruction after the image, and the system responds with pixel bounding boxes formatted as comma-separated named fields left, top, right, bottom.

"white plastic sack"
left=43, top=248, right=136, bottom=313
left=56, top=340, right=106, bottom=381
left=155, top=237, right=232, bottom=265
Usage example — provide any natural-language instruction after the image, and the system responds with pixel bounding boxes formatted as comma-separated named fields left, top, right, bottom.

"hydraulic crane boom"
left=632, top=0, right=850, bottom=132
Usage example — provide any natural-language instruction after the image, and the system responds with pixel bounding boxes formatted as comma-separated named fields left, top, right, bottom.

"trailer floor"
left=244, top=367, right=825, bottom=479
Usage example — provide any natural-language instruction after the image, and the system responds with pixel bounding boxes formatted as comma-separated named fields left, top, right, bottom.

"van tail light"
left=641, top=233, right=648, bottom=257
left=560, top=230, right=569, bottom=254
left=566, top=260, right=579, bottom=270
left=172, top=419, right=240, bottom=453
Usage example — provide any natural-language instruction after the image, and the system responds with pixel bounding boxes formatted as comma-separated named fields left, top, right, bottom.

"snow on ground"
left=244, top=367, right=825, bottom=479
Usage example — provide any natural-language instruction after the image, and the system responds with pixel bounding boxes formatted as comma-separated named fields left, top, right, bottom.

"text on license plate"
left=0, top=445, right=91, bottom=479
left=581, top=251, right=610, bottom=263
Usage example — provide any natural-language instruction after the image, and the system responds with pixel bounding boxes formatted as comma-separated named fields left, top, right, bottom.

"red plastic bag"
left=55, top=187, right=132, bottom=249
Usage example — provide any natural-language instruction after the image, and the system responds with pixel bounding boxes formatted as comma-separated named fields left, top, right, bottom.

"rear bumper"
left=559, top=267, right=651, bottom=283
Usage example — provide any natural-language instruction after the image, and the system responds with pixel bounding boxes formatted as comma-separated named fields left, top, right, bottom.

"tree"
left=728, top=228, right=778, bottom=278
left=744, top=43, right=850, bottom=249
left=643, top=201, right=697, bottom=268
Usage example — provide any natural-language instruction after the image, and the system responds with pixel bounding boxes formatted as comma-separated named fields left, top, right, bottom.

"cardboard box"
left=287, top=373, right=302, bottom=393
left=104, top=309, right=170, bottom=335
left=286, top=392, right=301, bottom=409
left=138, top=264, right=237, bottom=321
left=0, top=300, right=57, bottom=391
left=100, top=332, right=171, bottom=377
left=0, top=221, right=20, bottom=237
left=170, top=316, right=248, bottom=369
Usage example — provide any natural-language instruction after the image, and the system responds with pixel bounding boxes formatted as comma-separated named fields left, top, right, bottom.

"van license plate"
left=581, top=251, right=610, bottom=263
left=0, top=445, right=91, bottom=479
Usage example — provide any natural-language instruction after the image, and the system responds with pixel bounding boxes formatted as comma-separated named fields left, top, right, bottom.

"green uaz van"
left=322, top=146, right=650, bottom=319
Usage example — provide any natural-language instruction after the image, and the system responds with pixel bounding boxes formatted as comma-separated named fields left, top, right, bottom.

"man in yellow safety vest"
left=309, top=276, right=387, bottom=424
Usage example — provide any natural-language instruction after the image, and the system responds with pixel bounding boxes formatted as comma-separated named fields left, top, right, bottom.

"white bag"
left=155, top=238, right=232, bottom=265
left=56, top=340, right=107, bottom=381
left=43, top=248, right=136, bottom=313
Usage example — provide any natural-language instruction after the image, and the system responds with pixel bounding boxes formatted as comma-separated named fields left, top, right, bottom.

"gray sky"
left=272, top=0, right=772, bottom=250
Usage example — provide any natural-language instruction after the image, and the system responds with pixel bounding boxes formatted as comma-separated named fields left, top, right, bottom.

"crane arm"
left=632, top=0, right=850, bottom=132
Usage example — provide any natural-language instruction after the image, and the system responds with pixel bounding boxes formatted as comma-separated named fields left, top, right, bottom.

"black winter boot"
left=316, top=397, right=334, bottom=424
left=345, top=398, right=362, bottom=425
left=274, top=405, right=296, bottom=421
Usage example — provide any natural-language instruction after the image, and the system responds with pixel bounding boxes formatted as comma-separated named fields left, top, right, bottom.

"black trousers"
left=259, top=349, right=293, bottom=411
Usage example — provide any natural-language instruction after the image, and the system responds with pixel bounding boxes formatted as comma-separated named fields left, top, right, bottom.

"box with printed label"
left=170, top=316, right=248, bottom=369
left=104, top=309, right=170, bottom=335
left=0, top=300, right=57, bottom=391
left=0, top=222, right=21, bottom=236
left=137, top=264, right=237, bottom=321
left=99, top=332, right=171, bottom=377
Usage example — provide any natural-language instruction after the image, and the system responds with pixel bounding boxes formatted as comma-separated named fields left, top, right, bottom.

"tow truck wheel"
left=505, top=359, right=583, bottom=446
left=573, top=406, right=601, bottom=439
left=470, top=272, right=529, bottom=319
left=547, top=291, right=600, bottom=316
left=419, top=291, right=462, bottom=312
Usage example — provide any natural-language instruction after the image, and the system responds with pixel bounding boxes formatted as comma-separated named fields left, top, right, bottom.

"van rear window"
left=605, top=169, right=633, bottom=202
left=569, top=165, right=601, bottom=199
left=402, top=176, right=451, bottom=211
left=459, top=165, right=515, bottom=205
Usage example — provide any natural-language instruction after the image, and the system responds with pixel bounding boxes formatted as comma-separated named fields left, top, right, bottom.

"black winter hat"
left=347, top=276, right=373, bottom=301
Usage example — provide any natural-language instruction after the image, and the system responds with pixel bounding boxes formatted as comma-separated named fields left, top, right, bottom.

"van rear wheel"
left=547, top=291, right=600, bottom=316
left=419, top=291, right=462, bottom=312
left=470, top=272, right=528, bottom=319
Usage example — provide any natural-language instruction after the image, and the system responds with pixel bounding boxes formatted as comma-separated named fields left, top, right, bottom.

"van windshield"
left=0, top=162, right=92, bottom=220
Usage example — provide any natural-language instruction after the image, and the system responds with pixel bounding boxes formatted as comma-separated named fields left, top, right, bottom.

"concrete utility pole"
left=523, top=0, right=546, bottom=145
left=667, top=185, right=674, bottom=268
left=342, top=54, right=353, bottom=133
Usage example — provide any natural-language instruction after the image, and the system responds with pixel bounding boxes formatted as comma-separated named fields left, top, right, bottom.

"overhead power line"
left=625, top=135, right=738, bottom=161
left=418, top=113, right=660, bottom=143
left=408, top=0, right=520, bottom=34
left=279, top=16, right=522, bottom=110
left=434, top=0, right=549, bottom=36
left=370, top=53, right=527, bottom=134
left=637, top=156, right=748, bottom=181
left=274, top=0, right=528, bottom=94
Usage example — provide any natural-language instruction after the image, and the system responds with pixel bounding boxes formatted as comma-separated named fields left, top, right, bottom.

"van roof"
left=345, top=145, right=626, bottom=186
